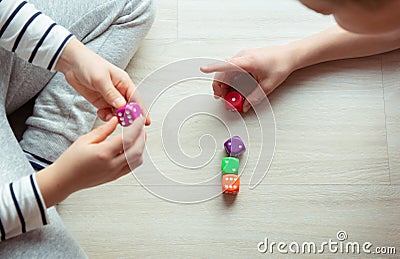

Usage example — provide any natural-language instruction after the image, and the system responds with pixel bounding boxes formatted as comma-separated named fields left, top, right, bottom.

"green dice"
left=221, top=157, right=239, bottom=175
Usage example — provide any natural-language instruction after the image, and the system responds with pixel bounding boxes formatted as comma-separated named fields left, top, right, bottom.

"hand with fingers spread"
left=35, top=117, right=146, bottom=208
left=55, top=38, right=151, bottom=125
left=201, top=45, right=296, bottom=112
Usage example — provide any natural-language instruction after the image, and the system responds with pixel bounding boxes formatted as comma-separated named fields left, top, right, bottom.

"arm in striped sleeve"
left=0, top=0, right=74, bottom=70
left=0, top=174, right=49, bottom=241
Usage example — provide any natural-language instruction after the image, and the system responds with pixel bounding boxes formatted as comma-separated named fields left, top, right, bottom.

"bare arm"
left=202, top=25, right=400, bottom=111
left=289, top=25, right=400, bottom=70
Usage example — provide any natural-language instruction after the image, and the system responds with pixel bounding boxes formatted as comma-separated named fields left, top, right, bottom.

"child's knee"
left=126, top=0, right=156, bottom=29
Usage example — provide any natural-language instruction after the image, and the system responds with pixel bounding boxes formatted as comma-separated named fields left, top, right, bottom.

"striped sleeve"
left=0, top=174, right=49, bottom=241
left=0, top=0, right=75, bottom=71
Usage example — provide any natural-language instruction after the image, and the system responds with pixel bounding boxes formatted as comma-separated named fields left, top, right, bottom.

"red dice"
left=224, top=91, right=244, bottom=112
left=222, top=174, right=240, bottom=194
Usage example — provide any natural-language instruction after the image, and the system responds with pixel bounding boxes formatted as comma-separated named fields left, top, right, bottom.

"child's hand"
left=55, top=38, right=151, bottom=125
left=35, top=117, right=146, bottom=207
left=201, top=45, right=296, bottom=112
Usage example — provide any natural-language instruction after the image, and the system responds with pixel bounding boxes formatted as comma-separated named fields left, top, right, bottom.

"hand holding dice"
left=221, top=136, right=246, bottom=194
left=116, top=102, right=142, bottom=127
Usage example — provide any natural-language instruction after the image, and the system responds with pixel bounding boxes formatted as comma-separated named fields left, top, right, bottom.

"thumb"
left=102, top=79, right=127, bottom=108
left=243, top=86, right=266, bottom=113
left=84, top=117, right=119, bottom=143
left=201, top=57, right=252, bottom=74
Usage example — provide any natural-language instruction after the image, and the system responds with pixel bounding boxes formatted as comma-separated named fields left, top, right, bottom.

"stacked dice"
left=221, top=136, right=246, bottom=194
left=116, top=102, right=142, bottom=127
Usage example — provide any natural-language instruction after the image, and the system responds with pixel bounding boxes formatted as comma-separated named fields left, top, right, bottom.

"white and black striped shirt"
left=0, top=0, right=74, bottom=70
left=0, top=175, right=48, bottom=241
left=1, top=0, right=75, bottom=241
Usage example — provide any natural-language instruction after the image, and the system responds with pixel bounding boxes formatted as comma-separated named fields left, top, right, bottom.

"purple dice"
left=116, top=102, right=142, bottom=127
left=224, top=136, right=246, bottom=157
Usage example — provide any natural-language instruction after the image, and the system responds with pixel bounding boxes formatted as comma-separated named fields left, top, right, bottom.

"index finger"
left=200, top=59, right=243, bottom=74
left=126, top=85, right=151, bottom=126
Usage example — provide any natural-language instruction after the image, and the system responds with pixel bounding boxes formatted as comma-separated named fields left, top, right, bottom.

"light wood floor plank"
left=178, top=0, right=336, bottom=40
left=126, top=40, right=389, bottom=185
left=382, top=50, right=400, bottom=185
left=267, top=58, right=388, bottom=184
left=58, top=184, right=400, bottom=258
left=146, top=0, right=177, bottom=40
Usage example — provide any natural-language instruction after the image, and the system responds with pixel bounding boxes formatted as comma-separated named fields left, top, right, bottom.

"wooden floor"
left=58, top=0, right=400, bottom=258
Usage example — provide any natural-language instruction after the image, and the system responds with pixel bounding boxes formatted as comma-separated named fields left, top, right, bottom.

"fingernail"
left=113, top=97, right=126, bottom=108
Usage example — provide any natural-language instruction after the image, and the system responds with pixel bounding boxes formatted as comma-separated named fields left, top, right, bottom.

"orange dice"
left=222, top=174, right=240, bottom=194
